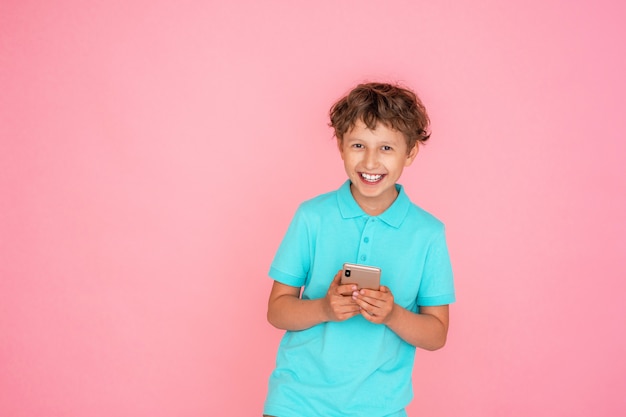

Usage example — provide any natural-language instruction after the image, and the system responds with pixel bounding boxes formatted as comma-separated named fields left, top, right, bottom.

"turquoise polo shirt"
left=265, top=181, right=455, bottom=417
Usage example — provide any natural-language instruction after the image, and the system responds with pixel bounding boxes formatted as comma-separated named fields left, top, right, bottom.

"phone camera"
left=345, top=269, right=351, bottom=277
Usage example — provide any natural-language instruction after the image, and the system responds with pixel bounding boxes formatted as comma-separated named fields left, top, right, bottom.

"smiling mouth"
left=360, top=173, right=384, bottom=183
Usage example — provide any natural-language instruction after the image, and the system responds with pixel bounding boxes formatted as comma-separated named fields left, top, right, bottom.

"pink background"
left=2, top=1, right=625, bottom=416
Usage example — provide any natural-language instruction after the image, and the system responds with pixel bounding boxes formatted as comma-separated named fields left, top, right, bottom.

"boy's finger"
left=333, top=270, right=358, bottom=295
left=327, top=271, right=342, bottom=291
left=358, top=288, right=380, bottom=298
left=336, top=283, right=358, bottom=296
left=332, top=270, right=343, bottom=284
left=330, top=270, right=343, bottom=286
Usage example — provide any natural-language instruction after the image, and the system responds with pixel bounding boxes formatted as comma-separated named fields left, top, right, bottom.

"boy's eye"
left=352, top=144, right=364, bottom=149
left=382, top=146, right=392, bottom=151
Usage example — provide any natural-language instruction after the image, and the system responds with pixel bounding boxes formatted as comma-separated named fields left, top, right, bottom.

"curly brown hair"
left=329, top=82, right=431, bottom=152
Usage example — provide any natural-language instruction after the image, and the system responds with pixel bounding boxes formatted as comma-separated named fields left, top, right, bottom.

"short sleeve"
left=416, top=226, right=456, bottom=306
left=268, top=205, right=312, bottom=288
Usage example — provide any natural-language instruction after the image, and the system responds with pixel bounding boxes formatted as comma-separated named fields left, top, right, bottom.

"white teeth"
left=361, top=173, right=383, bottom=182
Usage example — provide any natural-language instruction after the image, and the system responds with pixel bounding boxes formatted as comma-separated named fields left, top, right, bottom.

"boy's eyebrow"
left=345, top=134, right=397, bottom=144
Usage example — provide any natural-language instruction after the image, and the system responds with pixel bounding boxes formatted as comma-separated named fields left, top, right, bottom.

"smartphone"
left=341, top=263, right=381, bottom=290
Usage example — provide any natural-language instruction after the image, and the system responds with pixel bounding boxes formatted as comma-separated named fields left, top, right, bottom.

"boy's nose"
left=363, top=149, right=379, bottom=169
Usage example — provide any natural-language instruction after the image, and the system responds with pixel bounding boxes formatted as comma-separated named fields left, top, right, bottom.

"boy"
left=264, top=82, right=455, bottom=417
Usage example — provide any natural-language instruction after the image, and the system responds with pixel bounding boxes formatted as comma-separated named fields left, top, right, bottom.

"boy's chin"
left=353, top=182, right=394, bottom=198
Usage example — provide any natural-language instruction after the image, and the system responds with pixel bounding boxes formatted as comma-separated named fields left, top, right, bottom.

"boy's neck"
left=349, top=183, right=399, bottom=216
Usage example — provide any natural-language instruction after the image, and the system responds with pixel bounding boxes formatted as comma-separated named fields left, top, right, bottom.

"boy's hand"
left=353, top=286, right=395, bottom=325
left=323, top=270, right=361, bottom=322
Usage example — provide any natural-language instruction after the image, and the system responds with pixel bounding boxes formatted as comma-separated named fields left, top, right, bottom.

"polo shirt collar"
left=337, top=180, right=410, bottom=228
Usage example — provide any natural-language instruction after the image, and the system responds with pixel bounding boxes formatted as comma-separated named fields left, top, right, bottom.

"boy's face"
left=338, top=120, right=418, bottom=215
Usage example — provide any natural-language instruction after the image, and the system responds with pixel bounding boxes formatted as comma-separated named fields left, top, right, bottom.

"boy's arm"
left=267, top=271, right=361, bottom=331
left=385, top=304, right=449, bottom=351
left=354, top=287, right=449, bottom=350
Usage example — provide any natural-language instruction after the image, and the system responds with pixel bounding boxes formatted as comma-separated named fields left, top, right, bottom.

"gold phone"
left=341, top=263, right=381, bottom=290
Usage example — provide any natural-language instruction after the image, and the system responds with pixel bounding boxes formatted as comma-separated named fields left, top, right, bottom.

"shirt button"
left=364, top=237, right=370, bottom=243
left=360, top=255, right=367, bottom=261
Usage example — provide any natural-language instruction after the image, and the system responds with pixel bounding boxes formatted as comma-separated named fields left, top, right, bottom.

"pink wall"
left=1, top=1, right=625, bottom=416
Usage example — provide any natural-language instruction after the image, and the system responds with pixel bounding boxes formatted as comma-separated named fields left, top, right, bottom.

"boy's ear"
left=405, top=144, right=419, bottom=166
left=336, top=138, right=345, bottom=158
